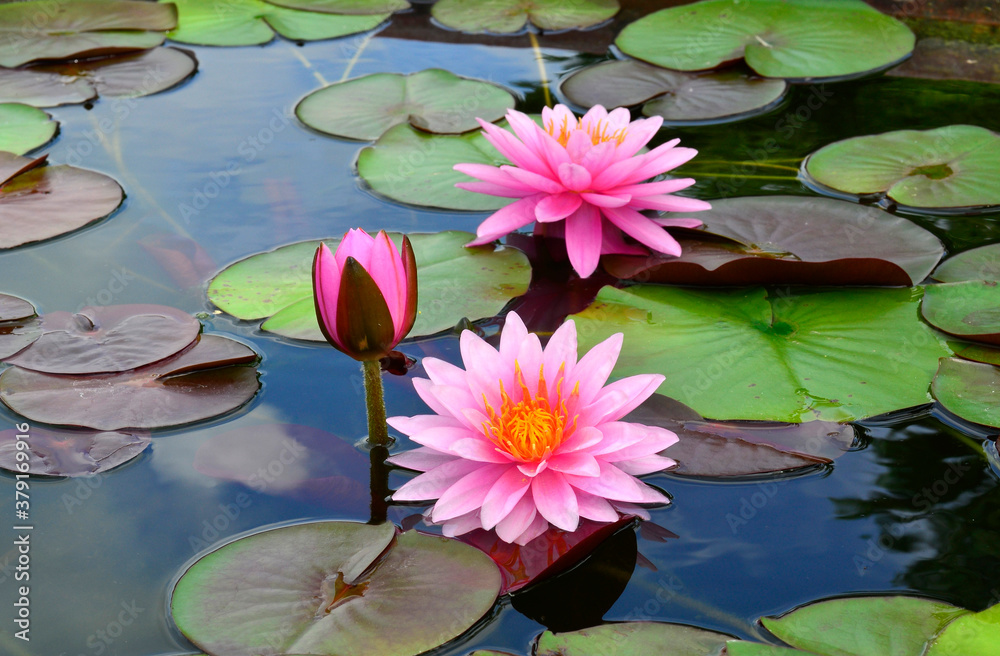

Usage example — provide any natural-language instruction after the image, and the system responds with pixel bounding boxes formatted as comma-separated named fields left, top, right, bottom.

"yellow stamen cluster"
left=545, top=115, right=628, bottom=148
left=483, top=363, right=578, bottom=462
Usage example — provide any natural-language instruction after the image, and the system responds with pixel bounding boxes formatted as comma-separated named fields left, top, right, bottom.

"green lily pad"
left=803, top=125, right=1000, bottom=212
left=761, top=596, right=968, bottom=656
left=164, top=0, right=388, bottom=46
left=932, top=358, right=1000, bottom=428
left=603, top=196, right=943, bottom=286
left=949, top=341, right=1000, bottom=367
left=0, top=426, right=149, bottom=477
left=933, top=243, right=1000, bottom=283
left=615, top=0, right=914, bottom=81
left=1, top=152, right=125, bottom=249
left=357, top=123, right=514, bottom=211
left=208, top=231, right=530, bottom=340
left=0, top=0, right=177, bottom=68
left=561, top=59, right=787, bottom=125
left=571, top=285, right=950, bottom=422
left=922, top=281, right=1000, bottom=344
left=297, top=69, right=515, bottom=141
left=171, top=522, right=501, bottom=656
left=535, top=622, right=733, bottom=656
left=0, top=334, right=261, bottom=430
left=264, top=0, right=409, bottom=15
left=926, top=601, right=1000, bottom=656
left=726, top=643, right=815, bottom=655
left=431, top=0, right=619, bottom=34
left=0, top=105, right=56, bottom=154
left=0, top=48, right=198, bottom=108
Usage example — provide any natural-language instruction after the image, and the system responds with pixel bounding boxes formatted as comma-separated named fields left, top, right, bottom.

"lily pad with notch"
left=0, top=0, right=178, bottom=68
left=431, top=0, right=619, bottom=35
left=0, top=48, right=198, bottom=108
left=560, top=59, right=787, bottom=125
left=932, top=242, right=1000, bottom=283
left=615, top=0, right=914, bottom=81
left=0, top=426, right=149, bottom=477
left=603, top=196, right=944, bottom=286
left=932, top=357, right=1000, bottom=429
left=170, top=521, right=501, bottom=656
left=572, top=285, right=950, bottom=423
left=0, top=293, right=41, bottom=360
left=164, top=0, right=389, bottom=46
left=535, top=621, right=735, bottom=656
left=0, top=152, right=125, bottom=250
left=263, top=0, right=410, bottom=15
left=296, top=69, right=515, bottom=141
left=0, top=105, right=56, bottom=154
left=4, top=304, right=201, bottom=374
left=925, top=600, right=1000, bottom=656
left=0, top=334, right=261, bottom=431
left=207, top=231, right=530, bottom=341
left=625, top=393, right=854, bottom=478
left=921, top=281, right=1000, bottom=345
left=802, top=125, right=1000, bottom=213
left=0, top=293, right=35, bottom=323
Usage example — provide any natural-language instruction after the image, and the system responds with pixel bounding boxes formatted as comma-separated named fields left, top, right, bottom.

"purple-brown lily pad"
left=194, top=423, right=368, bottom=510
left=0, top=426, right=149, bottom=477
left=603, top=196, right=943, bottom=286
left=0, top=335, right=260, bottom=430
left=0, top=48, right=198, bottom=108
left=0, top=151, right=125, bottom=249
left=0, top=293, right=35, bottom=323
left=5, top=304, right=201, bottom=374
left=0, top=293, right=41, bottom=359
left=626, top=394, right=855, bottom=478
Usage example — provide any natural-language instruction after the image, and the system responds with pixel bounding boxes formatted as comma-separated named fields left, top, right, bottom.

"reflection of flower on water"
left=455, top=104, right=710, bottom=278
left=388, top=311, right=677, bottom=545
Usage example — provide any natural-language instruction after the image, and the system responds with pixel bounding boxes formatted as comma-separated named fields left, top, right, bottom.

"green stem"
left=363, top=359, right=389, bottom=447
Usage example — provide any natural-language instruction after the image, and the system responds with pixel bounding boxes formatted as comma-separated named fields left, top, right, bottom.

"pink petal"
left=587, top=421, right=654, bottom=456
left=507, top=110, right=552, bottom=159
left=386, top=447, right=455, bottom=472
left=313, top=243, right=342, bottom=345
left=480, top=466, right=533, bottom=529
left=412, top=379, right=478, bottom=430
left=562, top=461, right=647, bottom=502
left=564, top=203, right=603, bottom=279
left=514, top=511, right=551, bottom=545
left=617, top=116, right=663, bottom=158
left=600, top=222, right=648, bottom=256
left=387, top=413, right=463, bottom=437
left=579, top=141, right=619, bottom=176
left=617, top=454, right=677, bottom=476
left=541, top=319, right=577, bottom=397
left=461, top=330, right=508, bottom=411
left=592, top=139, right=679, bottom=189
left=579, top=104, right=609, bottom=128
left=580, top=192, right=631, bottom=208
left=478, top=119, right=550, bottom=177
left=653, top=218, right=704, bottom=228
left=556, top=426, right=604, bottom=453
left=531, top=469, right=579, bottom=531
left=502, top=166, right=564, bottom=194
left=630, top=194, right=713, bottom=213
left=466, top=195, right=542, bottom=246
left=603, top=206, right=683, bottom=256
left=369, top=231, right=405, bottom=332
left=422, top=358, right=468, bottom=388
left=569, top=332, right=622, bottom=406
left=575, top=489, right=620, bottom=522
left=409, top=425, right=476, bottom=452
left=513, top=333, right=544, bottom=399
left=518, top=459, right=548, bottom=478
left=431, top=464, right=508, bottom=522
left=627, top=146, right=699, bottom=183
left=500, top=311, right=529, bottom=363
left=495, top=493, right=538, bottom=544
left=592, top=374, right=665, bottom=421
left=450, top=437, right=511, bottom=463
left=454, top=162, right=537, bottom=192
left=336, top=228, right=375, bottom=271
left=535, top=191, right=583, bottom=223
left=546, top=451, right=600, bottom=477
left=438, top=510, right=483, bottom=538
left=600, top=428, right=678, bottom=461
left=557, top=162, right=592, bottom=192
left=615, top=177, right=696, bottom=196
left=392, top=458, right=483, bottom=501
left=456, top=181, right=534, bottom=199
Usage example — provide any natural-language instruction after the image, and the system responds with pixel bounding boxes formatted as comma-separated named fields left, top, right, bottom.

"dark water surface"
left=1, top=20, right=999, bottom=656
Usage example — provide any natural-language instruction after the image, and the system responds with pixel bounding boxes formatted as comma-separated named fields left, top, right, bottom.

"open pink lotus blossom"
left=454, top=104, right=711, bottom=278
left=387, top=311, right=677, bottom=545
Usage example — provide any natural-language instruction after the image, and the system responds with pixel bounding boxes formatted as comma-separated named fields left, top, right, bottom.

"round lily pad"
left=571, top=285, right=950, bottom=423
left=171, top=521, right=501, bottom=656
left=949, top=342, right=1000, bottom=367
left=0, top=293, right=41, bottom=360
left=726, top=643, right=812, bottom=655
left=165, top=0, right=388, bottom=46
left=603, top=196, right=943, bottom=286
left=0, top=426, right=149, bottom=477
left=535, top=622, right=734, bottom=656
left=431, top=0, right=619, bottom=34
left=297, top=69, right=515, bottom=141
left=0, top=48, right=198, bottom=108
left=921, top=281, right=1000, bottom=344
left=926, top=601, right=1000, bottom=656
left=560, top=59, right=787, bottom=125
left=803, top=125, right=1000, bottom=212
left=1, top=152, right=125, bottom=249
left=0, top=334, right=261, bottom=430
left=264, top=0, right=409, bottom=15
left=0, top=104, right=57, bottom=154
left=5, top=304, right=201, bottom=374
left=932, top=358, right=1000, bottom=429
left=932, top=243, right=1000, bottom=283
left=761, top=595, right=968, bottom=656
left=625, top=394, right=854, bottom=478
left=207, top=231, right=530, bottom=341
left=357, top=123, right=513, bottom=210
left=0, top=0, right=177, bottom=68
left=615, top=0, right=914, bottom=81
left=0, top=293, right=35, bottom=323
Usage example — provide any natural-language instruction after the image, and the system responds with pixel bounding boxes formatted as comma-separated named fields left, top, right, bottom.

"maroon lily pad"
left=194, top=423, right=368, bottom=511
left=5, top=304, right=201, bottom=374
left=139, top=234, right=216, bottom=290
left=0, top=47, right=198, bottom=108
left=626, top=394, right=855, bottom=478
left=0, top=151, right=125, bottom=249
left=0, top=335, right=260, bottom=430
left=0, top=293, right=36, bottom=323
left=0, top=426, right=149, bottom=477
left=603, top=196, right=944, bottom=286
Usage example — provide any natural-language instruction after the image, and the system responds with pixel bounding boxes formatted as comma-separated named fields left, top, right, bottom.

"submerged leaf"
left=432, top=0, right=619, bottom=34
left=0, top=426, right=149, bottom=477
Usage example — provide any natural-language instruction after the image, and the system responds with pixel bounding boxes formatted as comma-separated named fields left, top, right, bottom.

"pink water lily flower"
left=387, top=311, right=677, bottom=545
left=455, top=104, right=711, bottom=278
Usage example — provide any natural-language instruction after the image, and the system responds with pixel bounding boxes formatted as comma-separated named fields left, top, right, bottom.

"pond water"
left=1, top=5, right=1000, bottom=656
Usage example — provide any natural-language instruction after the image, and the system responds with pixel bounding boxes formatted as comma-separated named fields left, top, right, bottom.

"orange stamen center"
left=545, top=115, right=628, bottom=148
left=483, top=363, right=579, bottom=462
